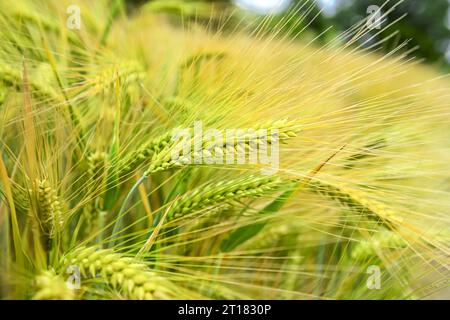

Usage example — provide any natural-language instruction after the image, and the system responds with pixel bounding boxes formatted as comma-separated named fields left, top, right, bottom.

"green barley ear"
left=32, top=270, right=75, bottom=300
left=160, top=96, right=193, bottom=122
left=255, top=119, right=300, bottom=144
left=61, top=246, right=177, bottom=300
left=308, top=180, right=400, bottom=229
left=0, top=64, right=58, bottom=102
left=118, top=131, right=174, bottom=177
left=5, top=1, right=59, bottom=32
left=344, top=138, right=387, bottom=169
left=100, top=0, right=124, bottom=45
left=90, top=61, right=144, bottom=94
left=145, top=119, right=300, bottom=175
left=0, top=184, right=30, bottom=215
left=351, top=231, right=407, bottom=261
left=167, top=174, right=285, bottom=221
left=83, top=151, right=108, bottom=235
left=32, top=180, right=64, bottom=241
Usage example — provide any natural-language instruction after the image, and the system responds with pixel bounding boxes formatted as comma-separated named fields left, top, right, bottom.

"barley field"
left=0, top=0, right=449, bottom=300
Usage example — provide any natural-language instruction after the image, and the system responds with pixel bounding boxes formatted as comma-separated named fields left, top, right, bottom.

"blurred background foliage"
left=125, top=0, right=450, bottom=70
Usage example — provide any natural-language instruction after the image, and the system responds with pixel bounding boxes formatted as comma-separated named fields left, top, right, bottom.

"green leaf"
left=100, top=0, right=124, bottom=45
left=220, top=182, right=299, bottom=252
left=164, top=167, right=192, bottom=204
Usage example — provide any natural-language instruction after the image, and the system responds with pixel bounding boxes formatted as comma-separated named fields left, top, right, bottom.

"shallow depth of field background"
left=130, top=0, right=450, bottom=71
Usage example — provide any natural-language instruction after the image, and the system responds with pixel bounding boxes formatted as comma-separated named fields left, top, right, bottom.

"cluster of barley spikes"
left=0, top=0, right=449, bottom=300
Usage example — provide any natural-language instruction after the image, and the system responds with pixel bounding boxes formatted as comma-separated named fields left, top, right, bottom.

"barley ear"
left=167, top=174, right=285, bottom=221
left=61, top=246, right=178, bottom=300
left=308, top=180, right=401, bottom=229
left=145, top=120, right=300, bottom=175
left=83, top=151, right=108, bottom=235
left=32, top=270, right=75, bottom=300
left=32, top=179, right=64, bottom=241
left=351, top=231, right=407, bottom=260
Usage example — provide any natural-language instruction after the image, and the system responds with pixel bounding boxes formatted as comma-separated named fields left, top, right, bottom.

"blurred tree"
left=331, top=0, right=450, bottom=67
left=125, top=0, right=450, bottom=67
